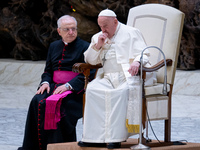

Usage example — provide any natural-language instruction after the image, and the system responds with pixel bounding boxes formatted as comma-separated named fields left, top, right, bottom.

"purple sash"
left=53, top=70, right=79, bottom=84
left=44, top=71, right=79, bottom=130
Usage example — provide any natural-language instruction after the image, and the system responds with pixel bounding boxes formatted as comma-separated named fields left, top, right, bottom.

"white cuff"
left=65, top=83, right=73, bottom=90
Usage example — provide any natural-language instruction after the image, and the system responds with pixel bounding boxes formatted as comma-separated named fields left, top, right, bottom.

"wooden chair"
left=73, top=3, right=184, bottom=143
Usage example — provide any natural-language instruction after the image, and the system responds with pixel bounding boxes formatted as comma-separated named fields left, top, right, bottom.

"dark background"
left=0, top=0, right=199, bottom=70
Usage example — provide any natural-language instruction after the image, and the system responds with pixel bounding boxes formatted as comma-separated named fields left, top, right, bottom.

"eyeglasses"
left=60, top=27, right=77, bottom=32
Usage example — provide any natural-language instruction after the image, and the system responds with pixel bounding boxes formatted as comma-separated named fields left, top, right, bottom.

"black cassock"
left=21, top=37, right=94, bottom=150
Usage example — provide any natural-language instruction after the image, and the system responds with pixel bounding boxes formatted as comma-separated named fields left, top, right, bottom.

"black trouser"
left=21, top=84, right=83, bottom=150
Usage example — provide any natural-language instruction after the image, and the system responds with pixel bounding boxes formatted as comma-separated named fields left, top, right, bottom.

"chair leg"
left=165, top=119, right=171, bottom=142
left=145, top=121, right=148, bottom=139
left=165, top=87, right=172, bottom=142
left=141, top=133, right=148, bottom=144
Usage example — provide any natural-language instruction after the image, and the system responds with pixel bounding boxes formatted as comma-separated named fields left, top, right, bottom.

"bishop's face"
left=57, top=18, right=77, bottom=43
left=98, top=16, right=118, bottom=39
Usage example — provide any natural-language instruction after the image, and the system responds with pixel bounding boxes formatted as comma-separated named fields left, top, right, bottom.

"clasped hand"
left=128, top=61, right=140, bottom=76
left=36, top=83, right=68, bottom=95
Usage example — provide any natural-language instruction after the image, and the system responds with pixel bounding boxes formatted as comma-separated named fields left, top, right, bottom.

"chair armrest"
left=72, top=63, right=102, bottom=74
left=72, top=63, right=102, bottom=89
left=139, top=59, right=172, bottom=98
left=140, top=59, right=172, bottom=72
left=72, top=59, right=172, bottom=89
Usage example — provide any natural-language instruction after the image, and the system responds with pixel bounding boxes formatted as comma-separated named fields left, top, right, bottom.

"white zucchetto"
left=98, top=9, right=117, bottom=17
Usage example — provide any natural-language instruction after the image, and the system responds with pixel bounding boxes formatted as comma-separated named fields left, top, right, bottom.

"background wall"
left=0, top=0, right=199, bottom=70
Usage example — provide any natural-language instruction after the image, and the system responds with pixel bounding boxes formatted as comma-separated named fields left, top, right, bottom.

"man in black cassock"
left=18, top=15, right=94, bottom=150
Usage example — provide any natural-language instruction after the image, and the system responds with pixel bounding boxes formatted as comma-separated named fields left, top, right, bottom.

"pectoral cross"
left=102, top=55, right=106, bottom=66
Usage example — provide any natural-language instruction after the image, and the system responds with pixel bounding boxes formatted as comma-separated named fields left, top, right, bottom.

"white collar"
left=63, top=41, right=68, bottom=45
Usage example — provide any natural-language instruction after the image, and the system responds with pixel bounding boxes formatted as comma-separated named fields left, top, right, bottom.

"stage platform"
left=47, top=138, right=200, bottom=150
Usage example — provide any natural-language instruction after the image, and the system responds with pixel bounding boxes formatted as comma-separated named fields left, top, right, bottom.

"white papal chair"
left=73, top=3, right=184, bottom=144
left=126, top=3, right=184, bottom=143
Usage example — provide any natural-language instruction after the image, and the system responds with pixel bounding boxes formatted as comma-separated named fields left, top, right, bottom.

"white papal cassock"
left=82, top=22, right=152, bottom=143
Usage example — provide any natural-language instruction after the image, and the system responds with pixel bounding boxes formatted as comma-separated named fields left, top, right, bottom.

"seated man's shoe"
left=107, top=142, right=121, bottom=149
left=78, top=141, right=106, bottom=147
left=18, top=147, right=32, bottom=150
left=17, top=147, right=30, bottom=150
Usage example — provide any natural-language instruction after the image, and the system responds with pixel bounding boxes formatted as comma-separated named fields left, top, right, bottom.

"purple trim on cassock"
left=44, top=71, right=79, bottom=130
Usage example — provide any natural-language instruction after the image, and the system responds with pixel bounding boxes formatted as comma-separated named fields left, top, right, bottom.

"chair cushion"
left=145, top=83, right=170, bottom=96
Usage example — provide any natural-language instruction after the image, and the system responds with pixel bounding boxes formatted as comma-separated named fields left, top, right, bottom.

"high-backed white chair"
left=73, top=3, right=185, bottom=144
left=126, top=3, right=184, bottom=142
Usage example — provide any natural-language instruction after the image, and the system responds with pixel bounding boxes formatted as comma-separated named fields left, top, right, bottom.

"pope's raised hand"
left=95, top=33, right=108, bottom=50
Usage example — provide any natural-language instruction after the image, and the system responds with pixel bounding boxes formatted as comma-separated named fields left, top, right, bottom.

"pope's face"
left=57, top=18, right=77, bottom=43
left=98, top=16, right=118, bottom=39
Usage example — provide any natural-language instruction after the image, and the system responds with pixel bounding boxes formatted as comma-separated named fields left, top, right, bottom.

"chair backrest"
left=127, top=4, right=184, bottom=85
